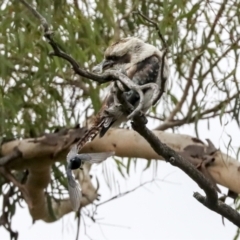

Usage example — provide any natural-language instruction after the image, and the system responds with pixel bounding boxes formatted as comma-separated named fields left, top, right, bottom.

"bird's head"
left=92, top=37, right=158, bottom=73
left=68, top=156, right=82, bottom=170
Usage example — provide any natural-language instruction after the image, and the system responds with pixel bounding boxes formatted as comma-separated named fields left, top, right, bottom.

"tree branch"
left=194, top=192, right=240, bottom=226
left=96, top=178, right=157, bottom=207
left=155, top=93, right=237, bottom=131
left=1, top=127, right=240, bottom=224
left=0, top=147, right=22, bottom=166
left=2, top=127, right=237, bottom=193
left=131, top=115, right=240, bottom=227
left=0, top=167, right=32, bottom=208
left=25, top=164, right=98, bottom=222
left=18, top=0, right=152, bottom=106
left=0, top=126, right=98, bottom=222
left=163, top=0, right=228, bottom=124
left=135, top=10, right=167, bottom=50
left=83, top=129, right=240, bottom=194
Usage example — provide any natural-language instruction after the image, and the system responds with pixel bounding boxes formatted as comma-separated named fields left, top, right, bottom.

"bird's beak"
left=92, top=59, right=114, bottom=73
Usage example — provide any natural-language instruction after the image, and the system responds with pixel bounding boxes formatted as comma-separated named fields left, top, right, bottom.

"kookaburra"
left=66, top=37, right=169, bottom=210
left=76, top=37, right=169, bottom=149
left=93, top=37, right=169, bottom=135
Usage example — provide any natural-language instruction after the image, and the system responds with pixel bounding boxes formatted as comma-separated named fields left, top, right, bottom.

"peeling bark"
left=83, top=129, right=240, bottom=194
left=0, top=127, right=240, bottom=223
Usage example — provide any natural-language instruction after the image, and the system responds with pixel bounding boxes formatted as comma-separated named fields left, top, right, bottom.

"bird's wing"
left=99, top=117, right=115, bottom=138
left=84, top=151, right=115, bottom=164
left=132, top=55, right=160, bottom=89
left=67, top=144, right=78, bottom=163
left=67, top=168, right=82, bottom=211
left=129, top=55, right=168, bottom=111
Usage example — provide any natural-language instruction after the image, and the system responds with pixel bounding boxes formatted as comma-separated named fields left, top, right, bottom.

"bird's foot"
left=127, top=108, right=142, bottom=119
left=126, top=92, right=144, bottom=119
left=126, top=83, right=160, bottom=119
left=128, top=110, right=148, bottom=124
left=139, top=83, right=160, bottom=106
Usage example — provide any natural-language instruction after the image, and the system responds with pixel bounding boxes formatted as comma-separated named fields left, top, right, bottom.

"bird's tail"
left=76, top=114, right=117, bottom=151
left=99, top=116, right=115, bottom=138
left=76, top=90, right=125, bottom=150
left=76, top=119, right=104, bottom=150
left=91, top=103, right=118, bottom=138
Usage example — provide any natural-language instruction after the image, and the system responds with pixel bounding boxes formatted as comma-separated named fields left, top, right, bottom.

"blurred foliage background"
left=0, top=0, right=240, bottom=238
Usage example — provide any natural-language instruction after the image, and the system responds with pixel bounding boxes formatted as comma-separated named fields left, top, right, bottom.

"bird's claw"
left=126, top=83, right=160, bottom=118
left=127, top=110, right=147, bottom=124
left=139, top=83, right=160, bottom=106
left=127, top=107, right=141, bottom=119
left=114, top=75, right=161, bottom=120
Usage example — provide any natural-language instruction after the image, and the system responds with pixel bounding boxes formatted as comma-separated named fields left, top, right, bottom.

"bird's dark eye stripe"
left=106, top=55, right=119, bottom=61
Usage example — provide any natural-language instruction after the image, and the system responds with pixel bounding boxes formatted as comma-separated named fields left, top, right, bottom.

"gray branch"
left=131, top=114, right=240, bottom=227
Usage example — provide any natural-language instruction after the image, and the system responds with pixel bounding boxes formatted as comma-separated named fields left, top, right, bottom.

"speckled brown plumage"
left=76, top=37, right=169, bottom=151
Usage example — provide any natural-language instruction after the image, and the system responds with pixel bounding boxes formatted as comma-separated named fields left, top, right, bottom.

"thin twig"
left=163, top=0, right=228, bottom=123
left=0, top=186, right=19, bottom=240
left=18, top=0, right=49, bottom=31
left=135, top=11, right=167, bottom=50
left=166, top=51, right=203, bottom=122
left=96, top=179, right=156, bottom=207
left=155, top=94, right=237, bottom=131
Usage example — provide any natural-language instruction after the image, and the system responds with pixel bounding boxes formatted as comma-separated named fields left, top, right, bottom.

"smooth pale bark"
left=83, top=129, right=240, bottom=194
left=23, top=164, right=97, bottom=222
left=1, top=128, right=240, bottom=222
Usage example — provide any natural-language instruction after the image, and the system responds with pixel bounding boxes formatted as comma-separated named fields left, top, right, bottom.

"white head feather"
left=104, top=37, right=163, bottom=66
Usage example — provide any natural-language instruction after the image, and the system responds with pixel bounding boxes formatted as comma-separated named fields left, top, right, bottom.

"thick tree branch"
left=0, top=126, right=98, bottom=222
left=1, top=127, right=240, bottom=224
left=83, top=129, right=240, bottom=194
left=2, top=128, right=239, bottom=192
left=130, top=116, right=240, bottom=227
left=25, top=164, right=98, bottom=222
left=0, top=147, right=22, bottom=166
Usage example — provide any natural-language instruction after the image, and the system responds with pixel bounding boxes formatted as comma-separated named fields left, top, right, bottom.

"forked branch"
left=131, top=114, right=240, bottom=227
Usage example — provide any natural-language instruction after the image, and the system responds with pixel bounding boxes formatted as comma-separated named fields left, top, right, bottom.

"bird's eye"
left=107, top=56, right=118, bottom=61
left=69, top=156, right=81, bottom=170
left=71, top=156, right=78, bottom=162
